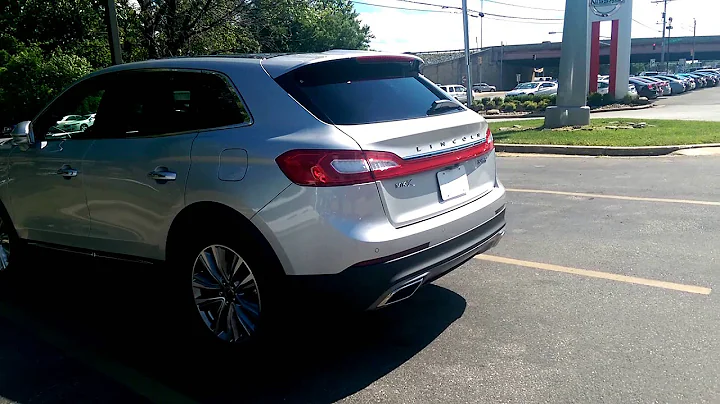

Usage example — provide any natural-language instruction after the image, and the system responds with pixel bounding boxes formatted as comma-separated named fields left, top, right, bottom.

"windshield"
left=515, top=83, right=539, bottom=90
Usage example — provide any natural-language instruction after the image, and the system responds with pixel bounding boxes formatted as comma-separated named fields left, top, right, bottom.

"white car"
left=439, top=85, right=468, bottom=103
left=506, top=81, right=557, bottom=96
left=54, top=114, right=95, bottom=133
left=597, top=80, right=638, bottom=97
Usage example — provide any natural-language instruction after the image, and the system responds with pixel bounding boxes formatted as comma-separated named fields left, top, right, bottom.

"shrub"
left=537, top=99, right=550, bottom=111
left=622, top=94, right=636, bottom=105
left=500, top=102, right=516, bottom=112
left=485, top=99, right=496, bottom=109
left=587, top=92, right=603, bottom=107
left=601, top=93, right=615, bottom=105
left=493, top=96, right=504, bottom=105
left=480, top=97, right=491, bottom=106
left=471, top=100, right=485, bottom=111
left=522, top=101, right=538, bottom=111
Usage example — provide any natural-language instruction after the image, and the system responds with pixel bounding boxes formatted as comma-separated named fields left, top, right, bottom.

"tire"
left=0, top=204, right=22, bottom=275
left=169, top=222, right=284, bottom=350
left=80, top=124, right=88, bottom=131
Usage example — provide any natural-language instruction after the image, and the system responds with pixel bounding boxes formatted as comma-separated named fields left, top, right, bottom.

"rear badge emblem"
left=395, top=179, right=415, bottom=188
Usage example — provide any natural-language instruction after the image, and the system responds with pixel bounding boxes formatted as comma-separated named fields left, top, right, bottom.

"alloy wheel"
left=192, top=244, right=261, bottom=343
left=0, top=218, right=10, bottom=271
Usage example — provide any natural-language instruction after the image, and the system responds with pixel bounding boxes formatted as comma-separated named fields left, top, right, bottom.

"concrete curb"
left=589, top=104, right=655, bottom=113
left=495, top=143, right=720, bottom=157
left=481, top=103, right=654, bottom=120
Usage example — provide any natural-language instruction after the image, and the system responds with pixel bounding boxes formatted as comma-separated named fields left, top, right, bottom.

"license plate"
left=437, top=165, right=469, bottom=201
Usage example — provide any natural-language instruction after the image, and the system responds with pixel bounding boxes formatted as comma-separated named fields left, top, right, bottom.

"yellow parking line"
left=506, top=188, right=720, bottom=207
left=475, top=254, right=712, bottom=295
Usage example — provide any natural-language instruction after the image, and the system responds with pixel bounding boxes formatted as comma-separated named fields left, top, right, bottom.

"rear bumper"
left=286, top=207, right=506, bottom=311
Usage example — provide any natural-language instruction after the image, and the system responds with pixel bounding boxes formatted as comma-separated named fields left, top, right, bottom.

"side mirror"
left=11, top=121, right=34, bottom=149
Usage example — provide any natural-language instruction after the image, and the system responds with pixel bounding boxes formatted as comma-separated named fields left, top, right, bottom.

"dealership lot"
left=1, top=154, right=720, bottom=403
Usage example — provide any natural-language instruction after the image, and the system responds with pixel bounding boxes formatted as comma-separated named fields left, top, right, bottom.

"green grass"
left=488, top=118, right=720, bottom=147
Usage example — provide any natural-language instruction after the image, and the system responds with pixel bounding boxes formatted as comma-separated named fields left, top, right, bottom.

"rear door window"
left=275, top=58, right=458, bottom=125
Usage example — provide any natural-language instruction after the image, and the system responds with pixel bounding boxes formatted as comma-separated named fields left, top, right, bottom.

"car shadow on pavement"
left=0, top=256, right=467, bottom=403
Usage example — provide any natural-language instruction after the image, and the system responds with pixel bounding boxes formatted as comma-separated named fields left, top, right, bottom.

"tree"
left=0, top=0, right=373, bottom=126
left=0, top=44, right=92, bottom=124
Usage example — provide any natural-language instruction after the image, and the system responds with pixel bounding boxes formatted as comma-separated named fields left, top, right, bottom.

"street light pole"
left=480, top=0, right=484, bottom=49
left=462, top=0, right=473, bottom=106
left=105, top=0, right=122, bottom=65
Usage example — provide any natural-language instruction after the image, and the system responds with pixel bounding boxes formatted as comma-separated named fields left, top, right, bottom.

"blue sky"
left=354, top=0, right=714, bottom=52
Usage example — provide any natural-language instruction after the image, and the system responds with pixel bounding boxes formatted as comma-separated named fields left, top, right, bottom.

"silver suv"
left=2, top=51, right=506, bottom=346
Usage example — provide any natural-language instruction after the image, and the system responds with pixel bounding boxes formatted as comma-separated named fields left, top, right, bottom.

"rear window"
left=275, top=58, right=457, bottom=125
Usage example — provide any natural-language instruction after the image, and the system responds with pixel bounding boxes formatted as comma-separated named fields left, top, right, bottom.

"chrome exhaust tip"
left=375, top=273, right=427, bottom=308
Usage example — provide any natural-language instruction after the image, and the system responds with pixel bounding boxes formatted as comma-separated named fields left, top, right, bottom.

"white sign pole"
left=544, top=0, right=591, bottom=128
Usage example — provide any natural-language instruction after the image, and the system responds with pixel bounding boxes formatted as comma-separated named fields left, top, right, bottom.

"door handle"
left=56, top=165, right=78, bottom=178
left=148, top=167, right=177, bottom=182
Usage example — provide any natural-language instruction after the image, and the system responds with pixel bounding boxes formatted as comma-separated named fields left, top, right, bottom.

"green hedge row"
left=472, top=94, right=557, bottom=112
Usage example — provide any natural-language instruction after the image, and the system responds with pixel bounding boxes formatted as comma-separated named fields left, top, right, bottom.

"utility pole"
left=105, top=0, right=122, bottom=65
left=666, top=17, right=673, bottom=72
left=462, top=0, right=473, bottom=105
left=652, top=0, right=671, bottom=66
left=691, top=18, right=697, bottom=64
left=500, top=42, right=505, bottom=91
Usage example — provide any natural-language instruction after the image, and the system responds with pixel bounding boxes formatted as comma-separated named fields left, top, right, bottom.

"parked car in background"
left=628, top=77, right=660, bottom=99
left=694, top=72, right=719, bottom=86
left=628, top=84, right=638, bottom=97
left=54, top=114, right=95, bottom=133
left=636, top=76, right=672, bottom=96
left=597, top=80, right=638, bottom=97
left=506, top=81, right=558, bottom=96
left=678, top=73, right=707, bottom=88
left=653, top=75, right=687, bottom=94
left=665, top=74, right=696, bottom=90
left=439, top=85, right=469, bottom=103
left=532, top=77, right=554, bottom=82
left=0, top=51, right=506, bottom=348
left=472, top=82, right=497, bottom=93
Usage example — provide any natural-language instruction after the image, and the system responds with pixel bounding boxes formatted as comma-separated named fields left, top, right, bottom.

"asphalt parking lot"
left=2, top=153, right=720, bottom=403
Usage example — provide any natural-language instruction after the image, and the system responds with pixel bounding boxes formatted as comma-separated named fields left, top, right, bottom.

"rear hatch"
left=274, top=55, right=496, bottom=228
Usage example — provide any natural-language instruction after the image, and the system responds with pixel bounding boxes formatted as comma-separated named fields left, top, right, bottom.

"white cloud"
left=357, top=0, right=715, bottom=53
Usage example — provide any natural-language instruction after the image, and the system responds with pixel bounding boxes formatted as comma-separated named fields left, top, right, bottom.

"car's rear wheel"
left=191, top=244, right=261, bottom=344
left=170, top=222, right=283, bottom=350
left=0, top=216, right=12, bottom=273
left=0, top=207, right=26, bottom=280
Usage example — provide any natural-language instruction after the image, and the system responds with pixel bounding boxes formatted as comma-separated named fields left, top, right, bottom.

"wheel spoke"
left=229, top=255, right=246, bottom=283
left=196, top=296, right=225, bottom=308
left=234, top=303, right=254, bottom=335
left=199, top=249, right=224, bottom=284
left=212, top=299, right=228, bottom=335
left=235, top=272, right=255, bottom=291
left=211, top=246, right=231, bottom=282
left=236, top=296, right=260, bottom=317
left=226, top=305, right=242, bottom=342
left=192, top=273, right=221, bottom=290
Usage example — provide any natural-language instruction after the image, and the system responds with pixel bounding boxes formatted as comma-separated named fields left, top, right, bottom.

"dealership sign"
left=590, top=0, right=625, bottom=17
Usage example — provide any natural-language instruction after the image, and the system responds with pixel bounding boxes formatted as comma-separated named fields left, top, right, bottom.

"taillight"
left=276, top=128, right=494, bottom=187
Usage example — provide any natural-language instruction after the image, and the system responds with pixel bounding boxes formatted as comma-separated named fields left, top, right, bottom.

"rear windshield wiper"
left=427, top=99, right=463, bottom=116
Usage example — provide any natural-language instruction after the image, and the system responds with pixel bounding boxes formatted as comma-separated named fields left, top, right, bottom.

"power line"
left=483, top=0, right=563, bottom=12
left=352, top=1, right=463, bottom=14
left=353, top=0, right=563, bottom=22
left=633, top=18, right=661, bottom=32
left=392, top=0, right=563, bottom=20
